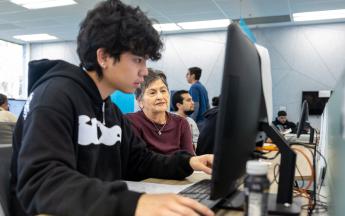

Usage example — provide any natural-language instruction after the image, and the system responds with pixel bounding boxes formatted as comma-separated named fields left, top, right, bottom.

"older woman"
left=125, top=69, right=194, bottom=155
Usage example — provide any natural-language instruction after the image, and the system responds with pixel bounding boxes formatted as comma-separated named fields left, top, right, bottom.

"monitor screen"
left=302, top=91, right=329, bottom=115
left=296, top=100, right=309, bottom=138
left=210, top=23, right=263, bottom=199
left=7, top=99, right=26, bottom=117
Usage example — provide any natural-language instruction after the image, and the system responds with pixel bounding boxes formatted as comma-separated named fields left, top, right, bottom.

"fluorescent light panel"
left=14, top=34, right=58, bottom=42
left=10, top=0, right=77, bottom=9
left=293, top=9, right=345, bottom=22
left=178, top=19, right=231, bottom=30
left=153, top=23, right=181, bottom=32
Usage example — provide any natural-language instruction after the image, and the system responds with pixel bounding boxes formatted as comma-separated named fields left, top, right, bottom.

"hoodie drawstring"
left=102, top=102, right=105, bottom=125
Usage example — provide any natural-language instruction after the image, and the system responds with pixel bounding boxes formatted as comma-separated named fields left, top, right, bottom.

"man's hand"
left=135, top=193, right=215, bottom=216
left=189, top=154, right=213, bottom=175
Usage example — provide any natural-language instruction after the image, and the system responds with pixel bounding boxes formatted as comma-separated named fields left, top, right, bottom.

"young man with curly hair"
left=10, top=1, right=214, bottom=216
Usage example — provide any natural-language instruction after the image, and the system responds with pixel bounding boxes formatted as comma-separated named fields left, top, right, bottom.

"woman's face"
left=140, top=79, right=169, bottom=114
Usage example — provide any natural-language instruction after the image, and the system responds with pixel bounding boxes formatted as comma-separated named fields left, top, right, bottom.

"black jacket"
left=272, top=118, right=297, bottom=133
left=10, top=60, right=193, bottom=216
left=196, top=107, right=218, bottom=155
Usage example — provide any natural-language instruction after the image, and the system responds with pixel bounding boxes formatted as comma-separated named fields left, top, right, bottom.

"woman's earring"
left=139, top=101, right=144, bottom=109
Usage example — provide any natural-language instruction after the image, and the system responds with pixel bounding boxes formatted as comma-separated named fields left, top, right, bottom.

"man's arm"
left=189, top=86, right=200, bottom=121
left=190, top=102, right=200, bottom=121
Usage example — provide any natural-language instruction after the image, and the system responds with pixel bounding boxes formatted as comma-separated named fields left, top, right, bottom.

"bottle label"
left=248, top=192, right=263, bottom=216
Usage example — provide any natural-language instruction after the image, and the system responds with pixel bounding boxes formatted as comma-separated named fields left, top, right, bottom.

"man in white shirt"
left=0, top=93, right=17, bottom=122
left=172, top=90, right=199, bottom=147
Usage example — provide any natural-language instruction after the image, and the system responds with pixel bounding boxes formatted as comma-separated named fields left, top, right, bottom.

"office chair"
left=0, top=146, right=12, bottom=216
left=0, top=122, right=16, bottom=144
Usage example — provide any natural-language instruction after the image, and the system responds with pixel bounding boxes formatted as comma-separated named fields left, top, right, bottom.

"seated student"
left=0, top=93, right=17, bottom=143
left=126, top=69, right=194, bottom=155
left=10, top=1, right=214, bottom=216
left=172, top=90, right=200, bottom=148
left=196, top=96, right=220, bottom=155
left=272, top=110, right=297, bottom=133
left=0, top=93, right=17, bottom=122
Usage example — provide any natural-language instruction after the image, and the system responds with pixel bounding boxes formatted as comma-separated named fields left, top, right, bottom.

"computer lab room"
left=0, top=0, right=344, bottom=216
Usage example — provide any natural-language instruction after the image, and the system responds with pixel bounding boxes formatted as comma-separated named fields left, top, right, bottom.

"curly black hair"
left=77, top=0, right=163, bottom=77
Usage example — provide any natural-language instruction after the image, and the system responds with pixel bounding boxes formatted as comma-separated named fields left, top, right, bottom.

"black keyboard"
left=178, top=179, right=220, bottom=209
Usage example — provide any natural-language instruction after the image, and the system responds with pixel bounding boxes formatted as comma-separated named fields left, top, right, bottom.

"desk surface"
left=145, top=161, right=311, bottom=216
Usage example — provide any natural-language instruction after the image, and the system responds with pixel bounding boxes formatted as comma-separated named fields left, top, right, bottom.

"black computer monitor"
left=296, top=100, right=309, bottom=138
left=210, top=23, right=262, bottom=200
left=7, top=99, right=26, bottom=117
left=208, top=23, right=300, bottom=214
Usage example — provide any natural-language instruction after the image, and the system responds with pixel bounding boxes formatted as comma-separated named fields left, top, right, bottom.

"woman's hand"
left=189, top=154, right=213, bottom=175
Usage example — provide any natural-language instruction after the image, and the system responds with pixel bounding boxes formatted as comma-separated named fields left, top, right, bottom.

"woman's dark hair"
left=77, top=0, right=163, bottom=77
left=135, top=68, right=168, bottom=100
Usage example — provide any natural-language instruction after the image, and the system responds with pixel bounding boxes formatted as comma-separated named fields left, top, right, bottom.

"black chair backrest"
left=0, top=146, right=12, bottom=216
left=0, top=122, right=16, bottom=144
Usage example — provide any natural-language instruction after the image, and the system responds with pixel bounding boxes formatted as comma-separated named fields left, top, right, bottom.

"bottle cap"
left=246, top=160, right=269, bottom=175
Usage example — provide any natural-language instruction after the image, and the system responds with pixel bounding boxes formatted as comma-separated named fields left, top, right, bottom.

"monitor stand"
left=219, top=190, right=301, bottom=215
left=218, top=124, right=301, bottom=215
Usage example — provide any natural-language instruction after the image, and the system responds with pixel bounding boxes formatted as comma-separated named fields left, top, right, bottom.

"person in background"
left=172, top=90, right=199, bottom=148
left=126, top=69, right=195, bottom=155
left=0, top=93, right=17, bottom=122
left=10, top=1, right=214, bottom=216
left=186, top=67, right=210, bottom=124
left=211, top=96, right=220, bottom=107
left=272, top=110, right=297, bottom=133
left=196, top=96, right=220, bottom=155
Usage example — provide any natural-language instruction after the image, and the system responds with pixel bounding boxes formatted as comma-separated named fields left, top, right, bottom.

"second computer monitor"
left=296, top=100, right=309, bottom=138
left=8, top=99, right=26, bottom=117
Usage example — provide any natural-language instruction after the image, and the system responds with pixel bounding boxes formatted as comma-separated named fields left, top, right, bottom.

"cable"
left=271, top=163, right=280, bottom=186
left=292, top=138, right=328, bottom=214
left=295, top=164, right=305, bottom=188
left=309, top=142, right=317, bottom=214
left=291, top=147, right=314, bottom=190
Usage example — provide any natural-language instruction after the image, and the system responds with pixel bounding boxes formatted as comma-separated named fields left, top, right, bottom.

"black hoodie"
left=10, top=60, right=193, bottom=216
left=272, top=118, right=297, bottom=133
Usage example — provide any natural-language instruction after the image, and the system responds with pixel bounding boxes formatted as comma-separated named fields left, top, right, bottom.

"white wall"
left=29, top=22, right=345, bottom=129
left=252, top=23, right=345, bottom=128
left=30, top=41, right=79, bottom=65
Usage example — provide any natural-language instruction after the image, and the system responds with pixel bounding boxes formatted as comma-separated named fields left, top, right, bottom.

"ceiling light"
left=293, top=9, right=345, bottom=22
left=178, top=19, right=231, bottom=30
left=153, top=23, right=182, bottom=32
left=13, top=34, right=58, bottom=42
left=10, top=0, right=77, bottom=9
